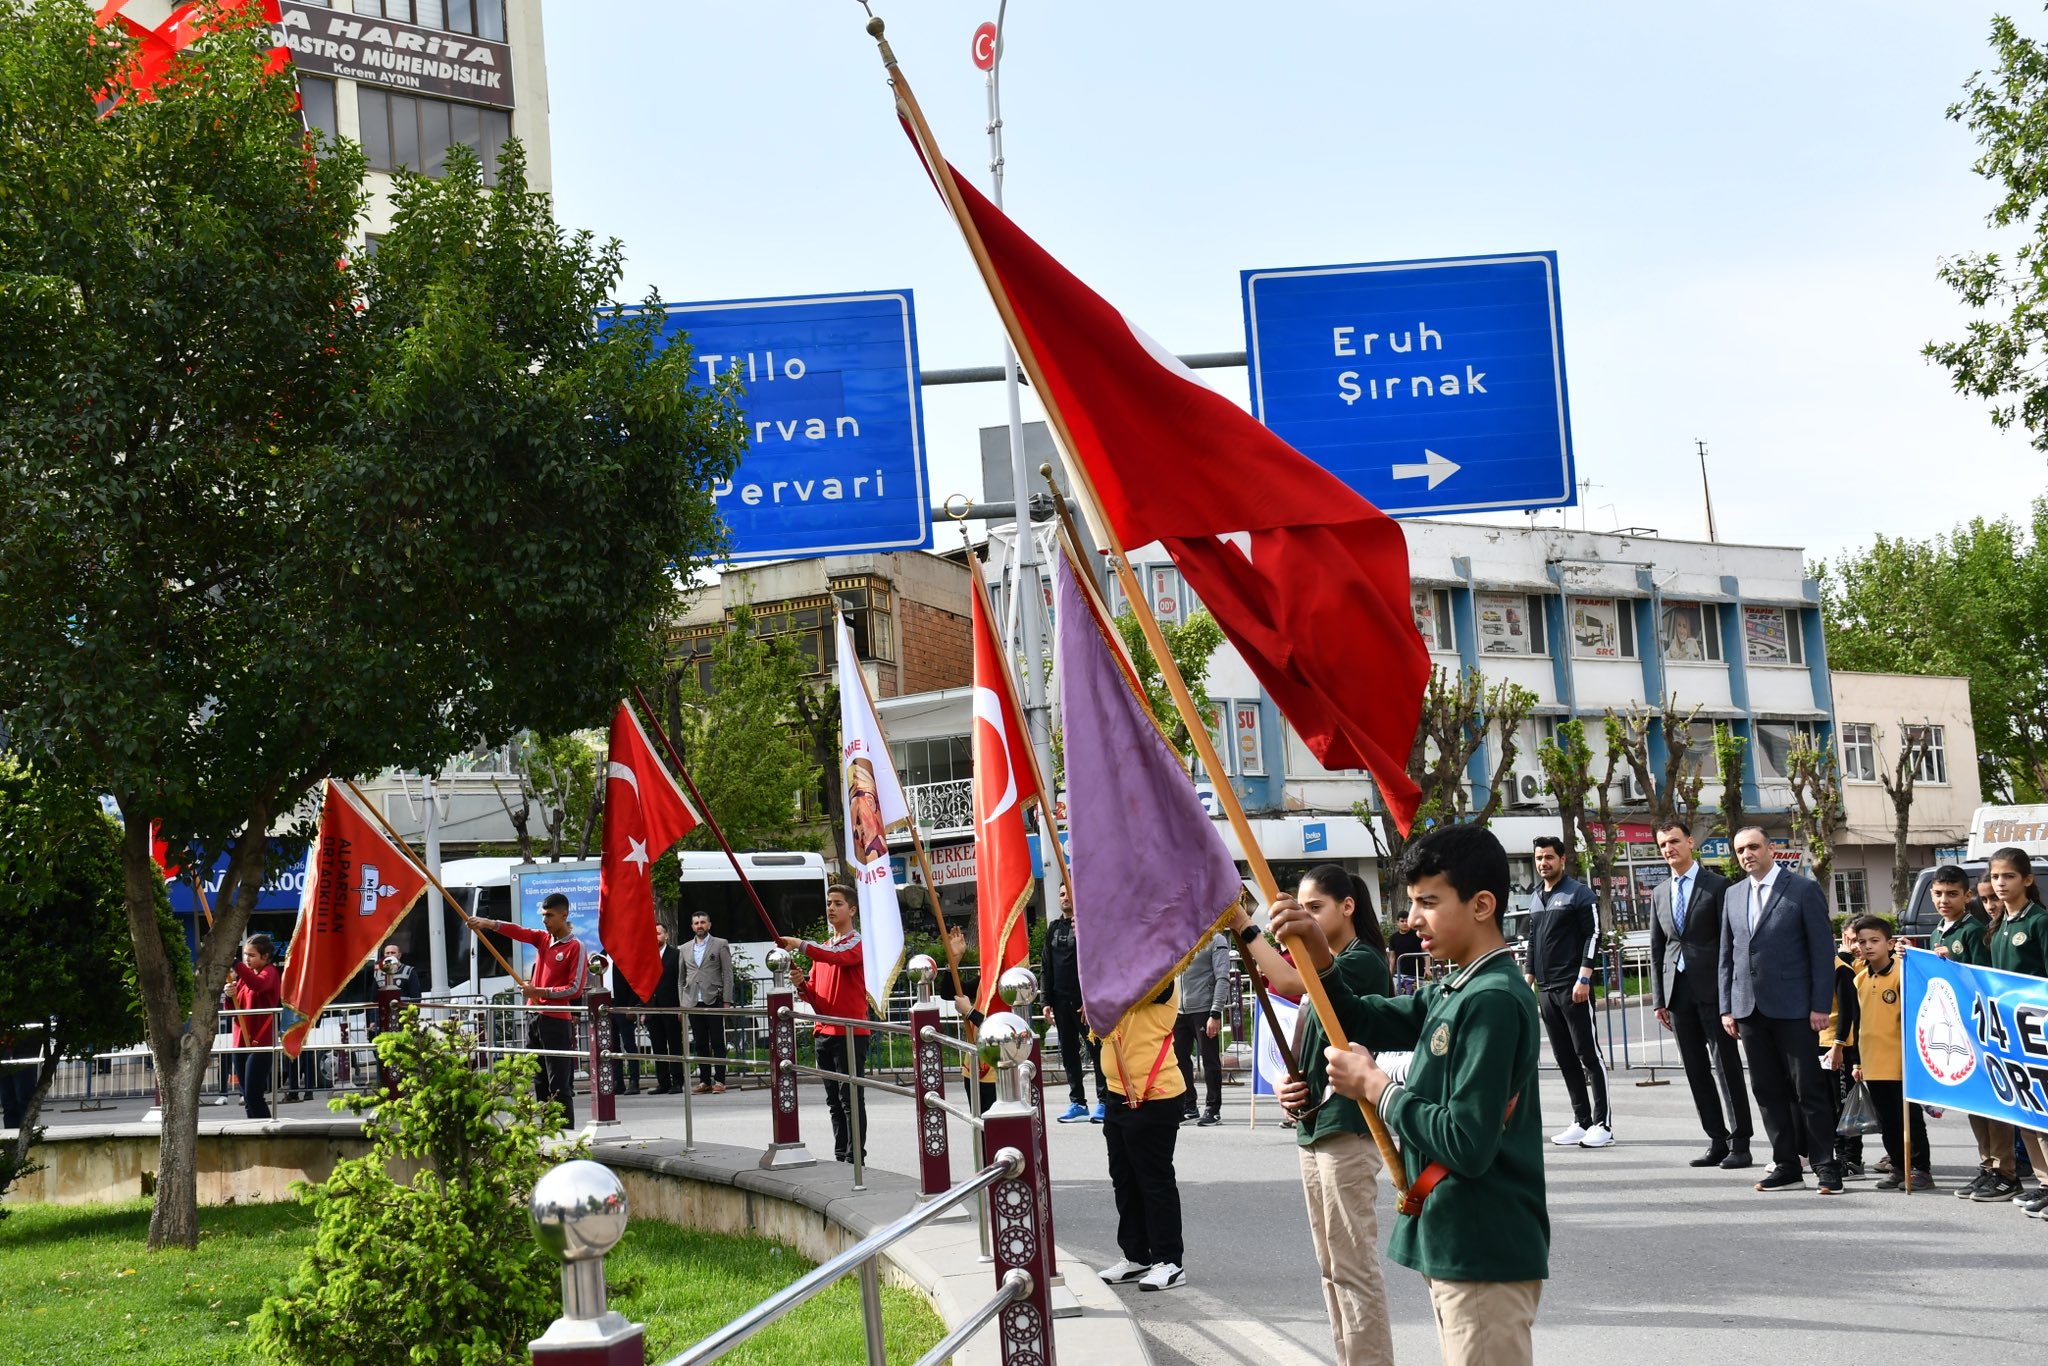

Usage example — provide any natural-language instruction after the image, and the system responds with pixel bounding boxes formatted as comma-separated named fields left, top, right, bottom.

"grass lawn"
left=0, top=1200, right=946, bottom=1365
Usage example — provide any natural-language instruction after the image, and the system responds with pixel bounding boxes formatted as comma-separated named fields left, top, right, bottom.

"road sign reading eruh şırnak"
left=1241, top=252, right=1576, bottom=518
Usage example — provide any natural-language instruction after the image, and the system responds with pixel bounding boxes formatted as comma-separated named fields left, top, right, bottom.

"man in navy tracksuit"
left=1524, top=836, right=1612, bottom=1148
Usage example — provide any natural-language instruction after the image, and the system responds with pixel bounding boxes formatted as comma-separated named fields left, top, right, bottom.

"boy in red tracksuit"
left=467, top=891, right=585, bottom=1128
left=782, top=885, right=872, bottom=1163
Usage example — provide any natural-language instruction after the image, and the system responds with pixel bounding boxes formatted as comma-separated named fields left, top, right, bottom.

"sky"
left=539, top=0, right=2048, bottom=567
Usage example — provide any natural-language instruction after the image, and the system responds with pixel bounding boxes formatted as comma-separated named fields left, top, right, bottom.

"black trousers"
left=1863, top=1079, right=1931, bottom=1174
left=610, top=1012, right=643, bottom=1095
left=817, top=1033, right=871, bottom=1163
left=1669, top=969, right=1752, bottom=1147
left=529, top=1015, right=576, bottom=1129
left=1539, top=987, right=1609, bottom=1127
left=1172, top=1015, right=1222, bottom=1115
left=691, top=1007, right=728, bottom=1085
left=1833, top=1053, right=1864, bottom=1164
left=1104, top=1093, right=1184, bottom=1267
left=647, top=1011, right=684, bottom=1092
left=1052, top=997, right=1105, bottom=1106
left=241, top=1051, right=273, bottom=1121
left=1737, top=1013, right=1832, bottom=1174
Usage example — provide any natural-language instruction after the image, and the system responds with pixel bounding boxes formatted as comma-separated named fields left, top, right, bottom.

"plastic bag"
left=1837, top=1081, right=1885, bottom=1137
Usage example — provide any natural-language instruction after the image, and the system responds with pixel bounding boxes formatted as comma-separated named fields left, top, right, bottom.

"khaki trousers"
left=1425, top=1276, right=1541, bottom=1366
left=1298, top=1132, right=1394, bottom=1366
left=1970, top=1113, right=2015, bottom=1177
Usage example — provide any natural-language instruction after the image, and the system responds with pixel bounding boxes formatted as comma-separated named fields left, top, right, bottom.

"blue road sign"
left=1241, top=252, right=1575, bottom=517
left=640, top=291, right=932, bottom=562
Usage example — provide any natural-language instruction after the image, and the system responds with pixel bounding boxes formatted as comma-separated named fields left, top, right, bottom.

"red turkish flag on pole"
left=280, top=780, right=431, bottom=1057
left=969, top=554, right=1041, bottom=1014
left=600, top=702, right=701, bottom=1003
left=902, top=135, right=1431, bottom=831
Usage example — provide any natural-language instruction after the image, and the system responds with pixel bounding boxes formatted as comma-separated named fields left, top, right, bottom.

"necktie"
left=1673, top=873, right=1689, bottom=971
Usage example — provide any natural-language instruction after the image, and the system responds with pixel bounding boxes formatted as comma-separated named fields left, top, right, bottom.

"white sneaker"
left=1097, top=1258, right=1149, bottom=1285
left=1579, top=1123, right=1615, bottom=1149
left=1138, top=1262, right=1186, bottom=1292
left=1551, top=1122, right=1588, bottom=1146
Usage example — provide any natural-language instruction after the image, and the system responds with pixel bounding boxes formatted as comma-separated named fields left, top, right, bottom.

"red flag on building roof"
left=901, top=136, right=1431, bottom=832
left=600, top=702, right=702, bottom=1004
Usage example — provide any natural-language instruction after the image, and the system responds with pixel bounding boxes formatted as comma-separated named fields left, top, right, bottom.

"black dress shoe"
left=1755, top=1166, right=1804, bottom=1191
left=1690, top=1146, right=1730, bottom=1168
left=1720, top=1149, right=1753, bottom=1170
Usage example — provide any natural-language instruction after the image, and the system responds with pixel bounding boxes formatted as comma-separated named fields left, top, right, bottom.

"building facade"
left=1828, top=671, right=1983, bottom=915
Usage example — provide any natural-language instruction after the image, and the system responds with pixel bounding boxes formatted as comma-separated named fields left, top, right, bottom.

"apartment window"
left=1569, top=597, right=1635, bottom=660
left=444, top=0, right=507, bottom=40
left=892, top=736, right=971, bottom=789
left=1412, top=587, right=1455, bottom=652
left=300, top=75, right=339, bottom=146
left=1753, top=720, right=1821, bottom=782
left=1906, top=724, right=1948, bottom=785
left=1475, top=591, right=1547, bottom=657
left=357, top=87, right=511, bottom=184
left=1834, top=868, right=1869, bottom=916
left=1840, top=723, right=1877, bottom=783
left=1233, top=701, right=1266, bottom=777
left=831, top=577, right=896, bottom=664
left=1196, top=701, right=1232, bottom=780
left=1660, top=601, right=1722, bottom=662
left=1742, top=605, right=1805, bottom=666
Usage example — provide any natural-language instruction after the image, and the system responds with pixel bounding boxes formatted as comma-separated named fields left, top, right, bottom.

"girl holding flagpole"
left=1231, top=866, right=1396, bottom=1366
left=1984, top=847, right=2048, bottom=1214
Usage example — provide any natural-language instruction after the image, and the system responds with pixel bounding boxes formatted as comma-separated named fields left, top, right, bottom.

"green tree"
left=1785, top=734, right=1848, bottom=906
left=1712, top=723, right=1750, bottom=849
left=253, top=1015, right=584, bottom=1366
left=1816, top=510, right=2048, bottom=802
left=1606, top=698, right=1708, bottom=835
left=1537, top=718, right=1599, bottom=868
left=671, top=605, right=823, bottom=854
left=0, top=9, right=742, bottom=1247
left=492, top=730, right=606, bottom=862
left=0, top=758, right=189, bottom=1208
left=1929, top=9, right=2048, bottom=453
left=1112, top=608, right=1226, bottom=759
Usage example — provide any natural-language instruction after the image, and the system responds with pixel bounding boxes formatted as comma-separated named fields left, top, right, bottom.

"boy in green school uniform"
left=1270, top=824, right=1548, bottom=1366
left=1926, top=866, right=2012, bottom=1198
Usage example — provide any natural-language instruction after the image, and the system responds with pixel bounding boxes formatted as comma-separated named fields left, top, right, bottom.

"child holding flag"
left=1272, top=825, right=1547, bottom=1366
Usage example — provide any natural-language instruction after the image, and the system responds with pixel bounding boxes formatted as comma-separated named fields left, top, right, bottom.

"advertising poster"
left=512, top=861, right=602, bottom=957
left=1476, top=591, right=1534, bottom=655
left=1411, top=587, right=1442, bottom=646
left=1744, top=605, right=1791, bottom=664
left=1571, top=597, right=1621, bottom=658
left=1661, top=602, right=1708, bottom=661
left=1234, top=702, right=1265, bottom=775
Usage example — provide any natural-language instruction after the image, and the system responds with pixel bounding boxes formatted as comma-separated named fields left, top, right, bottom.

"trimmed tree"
left=1785, top=734, right=1848, bottom=909
left=1878, top=722, right=1937, bottom=911
left=0, top=11, right=742, bottom=1247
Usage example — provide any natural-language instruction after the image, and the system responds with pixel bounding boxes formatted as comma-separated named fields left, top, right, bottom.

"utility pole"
left=1696, top=439, right=1719, bottom=543
left=981, top=4, right=1062, bottom=898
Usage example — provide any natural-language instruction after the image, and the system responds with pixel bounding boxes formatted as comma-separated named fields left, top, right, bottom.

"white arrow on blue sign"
left=1241, top=252, right=1576, bottom=518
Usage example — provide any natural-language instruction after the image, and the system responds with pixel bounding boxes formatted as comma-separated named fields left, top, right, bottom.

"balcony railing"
left=900, top=778, right=974, bottom=839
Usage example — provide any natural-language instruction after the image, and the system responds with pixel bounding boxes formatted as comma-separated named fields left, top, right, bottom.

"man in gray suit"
left=1649, top=820, right=1752, bottom=1168
left=1718, top=825, right=1838, bottom=1193
left=683, top=911, right=735, bottom=1093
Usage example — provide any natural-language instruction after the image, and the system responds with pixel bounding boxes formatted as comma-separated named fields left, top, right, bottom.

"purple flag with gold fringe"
left=1056, top=544, right=1242, bottom=1037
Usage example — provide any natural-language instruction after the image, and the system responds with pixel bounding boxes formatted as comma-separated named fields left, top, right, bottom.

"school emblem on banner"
left=1911, top=965, right=1978, bottom=1086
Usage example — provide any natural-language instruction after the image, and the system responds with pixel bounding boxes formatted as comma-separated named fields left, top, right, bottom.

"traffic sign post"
left=633, top=291, right=933, bottom=563
left=1241, top=252, right=1576, bottom=518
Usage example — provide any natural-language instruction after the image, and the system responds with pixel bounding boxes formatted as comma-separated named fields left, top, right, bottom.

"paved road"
left=38, top=1058, right=2046, bottom=1364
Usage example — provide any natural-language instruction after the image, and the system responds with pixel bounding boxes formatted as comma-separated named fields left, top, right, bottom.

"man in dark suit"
left=682, top=911, right=735, bottom=1093
left=1649, top=820, right=1752, bottom=1168
left=647, top=920, right=685, bottom=1095
left=1718, top=825, right=1839, bottom=1193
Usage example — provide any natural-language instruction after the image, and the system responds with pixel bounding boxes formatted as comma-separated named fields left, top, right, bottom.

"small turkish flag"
left=600, top=702, right=701, bottom=1003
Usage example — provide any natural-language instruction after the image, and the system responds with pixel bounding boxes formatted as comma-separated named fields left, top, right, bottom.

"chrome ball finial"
left=765, top=946, right=792, bottom=979
left=908, top=953, right=938, bottom=985
left=975, top=1011, right=1036, bottom=1071
left=996, top=966, right=1039, bottom=1011
left=530, top=1160, right=628, bottom=1263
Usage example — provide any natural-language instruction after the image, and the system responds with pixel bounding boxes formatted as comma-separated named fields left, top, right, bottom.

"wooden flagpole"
left=1045, top=478, right=1305, bottom=1087
left=341, top=779, right=525, bottom=986
left=834, top=611, right=965, bottom=1002
left=629, top=685, right=786, bottom=947
left=866, top=17, right=1405, bottom=1191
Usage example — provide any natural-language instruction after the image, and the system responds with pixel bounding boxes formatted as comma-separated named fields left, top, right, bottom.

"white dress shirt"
left=1747, top=864, right=1781, bottom=932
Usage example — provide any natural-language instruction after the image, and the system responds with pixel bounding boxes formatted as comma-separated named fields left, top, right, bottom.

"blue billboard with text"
left=640, top=291, right=932, bottom=562
left=1241, top=252, right=1575, bottom=518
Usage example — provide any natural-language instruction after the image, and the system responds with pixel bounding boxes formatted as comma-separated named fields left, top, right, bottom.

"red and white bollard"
left=908, top=954, right=952, bottom=1198
left=977, top=1012, right=1058, bottom=1366
left=759, top=947, right=814, bottom=1169
left=997, top=966, right=1068, bottom=1298
left=586, top=989, right=618, bottom=1128
left=376, top=987, right=401, bottom=1095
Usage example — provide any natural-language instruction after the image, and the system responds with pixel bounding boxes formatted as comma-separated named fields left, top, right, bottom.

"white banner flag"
left=1251, top=994, right=1301, bottom=1097
left=835, top=611, right=908, bottom=1007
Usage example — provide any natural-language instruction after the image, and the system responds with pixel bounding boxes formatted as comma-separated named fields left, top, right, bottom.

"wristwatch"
left=1237, top=924, right=1262, bottom=947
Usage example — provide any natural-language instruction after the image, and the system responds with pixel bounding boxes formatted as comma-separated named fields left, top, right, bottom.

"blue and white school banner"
left=1903, top=945, right=2048, bottom=1133
left=1251, top=994, right=1301, bottom=1097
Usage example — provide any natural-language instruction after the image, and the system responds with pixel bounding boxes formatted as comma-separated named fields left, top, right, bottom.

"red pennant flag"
left=280, top=780, right=431, bottom=1057
left=968, top=556, right=1041, bottom=1014
left=905, top=136, right=1431, bottom=832
left=600, top=702, right=701, bottom=1003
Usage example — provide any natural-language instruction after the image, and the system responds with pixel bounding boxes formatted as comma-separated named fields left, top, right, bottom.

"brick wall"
left=899, top=598, right=972, bottom=694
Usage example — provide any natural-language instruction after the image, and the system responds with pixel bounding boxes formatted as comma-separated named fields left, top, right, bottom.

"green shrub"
left=253, top=1012, right=587, bottom=1365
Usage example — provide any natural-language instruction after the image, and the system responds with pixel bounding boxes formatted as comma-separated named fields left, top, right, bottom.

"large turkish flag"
left=600, top=702, right=700, bottom=1003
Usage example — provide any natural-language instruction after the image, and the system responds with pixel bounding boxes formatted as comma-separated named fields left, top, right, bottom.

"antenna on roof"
left=1697, top=439, right=1719, bottom=543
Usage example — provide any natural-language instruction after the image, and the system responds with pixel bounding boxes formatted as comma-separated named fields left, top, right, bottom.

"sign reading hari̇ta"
left=1902, top=946, right=2048, bottom=1133
left=277, top=1, right=513, bottom=109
